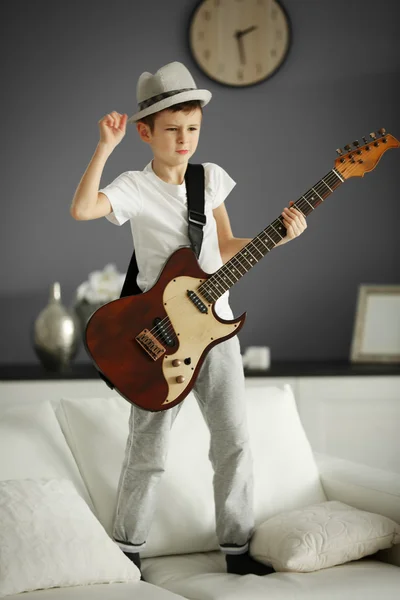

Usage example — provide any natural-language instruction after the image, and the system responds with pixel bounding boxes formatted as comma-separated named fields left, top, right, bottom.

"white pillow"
left=56, top=385, right=326, bottom=558
left=0, top=478, right=140, bottom=597
left=250, top=500, right=400, bottom=572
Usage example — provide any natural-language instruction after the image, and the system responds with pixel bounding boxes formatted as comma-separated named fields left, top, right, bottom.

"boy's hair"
left=138, top=100, right=203, bottom=133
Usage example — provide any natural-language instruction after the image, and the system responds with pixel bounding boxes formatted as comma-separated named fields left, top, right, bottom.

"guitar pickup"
left=187, top=290, right=208, bottom=313
left=136, top=329, right=166, bottom=361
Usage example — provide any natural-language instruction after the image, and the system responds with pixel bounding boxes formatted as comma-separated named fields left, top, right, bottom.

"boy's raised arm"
left=70, top=112, right=127, bottom=220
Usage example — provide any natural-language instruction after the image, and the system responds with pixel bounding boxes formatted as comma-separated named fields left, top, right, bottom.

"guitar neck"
left=198, top=168, right=345, bottom=302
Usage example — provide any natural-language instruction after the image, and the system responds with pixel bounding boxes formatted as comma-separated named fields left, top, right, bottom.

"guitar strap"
left=119, top=163, right=206, bottom=298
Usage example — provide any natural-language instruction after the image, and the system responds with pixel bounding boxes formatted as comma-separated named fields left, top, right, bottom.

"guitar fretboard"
left=198, top=168, right=344, bottom=302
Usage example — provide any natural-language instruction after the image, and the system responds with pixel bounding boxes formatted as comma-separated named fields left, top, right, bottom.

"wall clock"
left=188, top=0, right=291, bottom=87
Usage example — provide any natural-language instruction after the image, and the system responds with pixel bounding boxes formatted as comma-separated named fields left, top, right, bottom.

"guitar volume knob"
left=172, top=359, right=182, bottom=367
left=176, top=375, right=185, bottom=384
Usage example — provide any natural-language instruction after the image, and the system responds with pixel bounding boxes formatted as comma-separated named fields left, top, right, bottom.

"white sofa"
left=0, top=381, right=399, bottom=599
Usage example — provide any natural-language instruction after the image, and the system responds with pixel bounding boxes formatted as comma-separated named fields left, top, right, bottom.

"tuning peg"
left=344, top=144, right=352, bottom=152
left=362, top=136, right=368, bottom=144
left=353, top=140, right=360, bottom=147
left=370, top=132, right=376, bottom=139
left=378, top=128, right=386, bottom=136
left=336, top=148, right=343, bottom=155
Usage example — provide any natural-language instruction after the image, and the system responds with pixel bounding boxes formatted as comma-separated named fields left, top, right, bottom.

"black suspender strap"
left=119, top=244, right=143, bottom=298
left=185, top=163, right=205, bottom=260
left=119, top=163, right=206, bottom=298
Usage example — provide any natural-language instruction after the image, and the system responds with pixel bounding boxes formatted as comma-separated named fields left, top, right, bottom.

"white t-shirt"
left=99, top=160, right=236, bottom=318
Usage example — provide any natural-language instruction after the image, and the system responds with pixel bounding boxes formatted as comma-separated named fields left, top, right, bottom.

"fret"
left=218, top=268, right=234, bottom=289
left=240, top=251, right=255, bottom=268
left=304, top=189, right=322, bottom=210
left=223, top=265, right=240, bottom=283
left=198, top=168, right=345, bottom=301
left=200, top=285, right=217, bottom=303
left=251, top=242, right=264, bottom=258
left=270, top=223, right=284, bottom=239
left=312, top=187, right=324, bottom=201
left=231, top=256, right=248, bottom=276
left=202, top=279, right=224, bottom=298
left=219, top=267, right=236, bottom=286
left=301, top=195, right=314, bottom=210
left=275, top=217, right=287, bottom=238
left=238, top=253, right=252, bottom=271
left=316, top=179, right=331, bottom=196
left=332, top=168, right=344, bottom=182
left=213, top=278, right=229, bottom=294
left=293, top=201, right=306, bottom=217
left=246, top=246, right=260, bottom=262
left=264, top=231, right=278, bottom=247
left=253, top=240, right=269, bottom=256
left=256, top=235, right=271, bottom=252
left=321, top=178, right=333, bottom=193
left=305, top=190, right=317, bottom=203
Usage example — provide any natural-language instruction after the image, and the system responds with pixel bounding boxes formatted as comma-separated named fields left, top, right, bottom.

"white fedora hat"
left=127, top=61, right=212, bottom=124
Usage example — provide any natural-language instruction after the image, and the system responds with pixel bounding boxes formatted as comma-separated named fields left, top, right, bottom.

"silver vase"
left=33, top=282, right=81, bottom=372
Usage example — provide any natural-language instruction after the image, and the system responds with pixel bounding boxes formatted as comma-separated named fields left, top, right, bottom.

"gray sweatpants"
left=112, top=335, right=254, bottom=555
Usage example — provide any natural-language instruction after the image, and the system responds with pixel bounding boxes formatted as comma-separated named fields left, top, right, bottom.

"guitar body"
left=85, top=247, right=246, bottom=411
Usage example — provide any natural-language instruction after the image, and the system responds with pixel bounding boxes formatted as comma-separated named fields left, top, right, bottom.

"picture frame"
left=350, top=284, right=400, bottom=363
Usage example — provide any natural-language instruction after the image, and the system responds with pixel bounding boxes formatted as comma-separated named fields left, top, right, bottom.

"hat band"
left=138, top=88, right=196, bottom=110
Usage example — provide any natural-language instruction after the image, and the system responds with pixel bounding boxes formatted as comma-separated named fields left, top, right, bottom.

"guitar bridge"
left=136, top=329, right=166, bottom=361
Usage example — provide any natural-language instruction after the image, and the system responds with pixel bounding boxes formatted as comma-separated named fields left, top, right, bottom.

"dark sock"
left=226, top=551, right=275, bottom=576
left=123, top=551, right=145, bottom=581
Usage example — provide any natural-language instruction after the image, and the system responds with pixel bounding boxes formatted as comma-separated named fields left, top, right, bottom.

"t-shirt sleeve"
left=204, top=163, right=236, bottom=210
left=99, top=171, right=142, bottom=226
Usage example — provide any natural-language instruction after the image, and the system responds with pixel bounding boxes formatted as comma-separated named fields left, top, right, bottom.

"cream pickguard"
left=161, top=276, right=242, bottom=405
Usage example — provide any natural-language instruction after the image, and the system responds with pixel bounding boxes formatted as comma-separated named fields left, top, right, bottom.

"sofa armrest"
left=314, top=452, right=400, bottom=567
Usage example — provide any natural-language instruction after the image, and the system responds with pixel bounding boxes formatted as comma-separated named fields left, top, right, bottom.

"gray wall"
left=1, top=0, right=399, bottom=364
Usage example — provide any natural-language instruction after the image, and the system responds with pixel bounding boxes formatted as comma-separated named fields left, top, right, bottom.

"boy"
left=70, top=61, right=306, bottom=577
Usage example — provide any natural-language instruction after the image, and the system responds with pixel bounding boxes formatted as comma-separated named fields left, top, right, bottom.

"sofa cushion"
left=0, top=478, right=139, bottom=598
left=250, top=500, right=400, bottom=572
left=55, top=384, right=326, bottom=558
left=2, top=581, right=188, bottom=600
left=142, top=551, right=400, bottom=600
left=0, top=401, right=92, bottom=508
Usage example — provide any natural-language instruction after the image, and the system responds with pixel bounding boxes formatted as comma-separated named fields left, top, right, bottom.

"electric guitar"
left=85, top=129, right=399, bottom=411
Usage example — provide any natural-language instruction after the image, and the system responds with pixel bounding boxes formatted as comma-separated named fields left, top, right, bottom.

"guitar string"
left=198, top=169, right=343, bottom=298
left=140, top=158, right=364, bottom=345
left=143, top=168, right=344, bottom=343
left=141, top=173, right=338, bottom=346
left=144, top=166, right=348, bottom=344
left=144, top=165, right=349, bottom=344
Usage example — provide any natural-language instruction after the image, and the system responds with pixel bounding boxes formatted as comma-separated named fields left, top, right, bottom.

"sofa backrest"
left=55, top=383, right=326, bottom=558
left=0, top=400, right=93, bottom=510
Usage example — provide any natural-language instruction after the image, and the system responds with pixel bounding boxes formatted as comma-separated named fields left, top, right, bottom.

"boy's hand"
left=98, top=111, right=128, bottom=151
left=277, top=201, right=307, bottom=246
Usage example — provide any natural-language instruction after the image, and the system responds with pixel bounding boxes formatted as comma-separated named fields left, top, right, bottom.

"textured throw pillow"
left=250, top=500, right=400, bottom=572
left=0, top=478, right=140, bottom=597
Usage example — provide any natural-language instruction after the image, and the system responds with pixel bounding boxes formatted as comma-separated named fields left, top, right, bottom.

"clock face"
left=188, top=0, right=291, bottom=87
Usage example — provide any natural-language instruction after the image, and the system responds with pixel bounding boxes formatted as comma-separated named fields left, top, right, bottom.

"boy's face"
left=137, top=107, right=202, bottom=165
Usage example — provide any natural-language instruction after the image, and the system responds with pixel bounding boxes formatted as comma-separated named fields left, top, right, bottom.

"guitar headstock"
left=334, top=129, right=399, bottom=179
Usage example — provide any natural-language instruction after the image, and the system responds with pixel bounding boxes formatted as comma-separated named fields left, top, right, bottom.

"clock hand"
left=236, top=35, right=246, bottom=65
left=235, top=25, right=257, bottom=65
left=240, top=25, right=258, bottom=37
left=234, top=30, right=246, bottom=65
